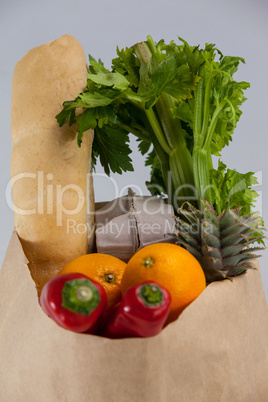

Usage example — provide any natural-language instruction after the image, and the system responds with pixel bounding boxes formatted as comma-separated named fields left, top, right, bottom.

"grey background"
left=0, top=0, right=267, bottom=300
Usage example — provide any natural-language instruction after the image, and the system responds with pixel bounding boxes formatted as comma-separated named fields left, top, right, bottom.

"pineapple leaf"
left=203, top=266, right=226, bottom=282
left=236, top=259, right=260, bottom=267
left=175, top=229, right=201, bottom=249
left=221, top=222, right=248, bottom=237
left=221, top=232, right=246, bottom=247
left=243, top=229, right=265, bottom=239
left=184, top=202, right=203, bottom=221
left=223, top=253, right=258, bottom=267
left=201, top=231, right=221, bottom=249
left=175, top=240, right=202, bottom=260
left=221, top=243, right=247, bottom=258
left=172, top=201, right=266, bottom=283
left=202, top=200, right=218, bottom=214
left=244, top=237, right=267, bottom=247
left=175, top=219, right=201, bottom=243
left=175, top=217, right=196, bottom=233
left=203, top=202, right=220, bottom=228
left=241, top=211, right=264, bottom=226
left=202, top=256, right=223, bottom=270
left=220, top=209, right=239, bottom=228
left=225, top=266, right=248, bottom=277
left=201, top=244, right=222, bottom=260
left=240, top=246, right=265, bottom=254
left=202, top=220, right=220, bottom=238
left=177, top=204, right=200, bottom=225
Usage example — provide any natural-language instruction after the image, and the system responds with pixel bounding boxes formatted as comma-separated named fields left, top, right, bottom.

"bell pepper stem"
left=62, top=278, right=101, bottom=316
left=138, top=283, right=164, bottom=306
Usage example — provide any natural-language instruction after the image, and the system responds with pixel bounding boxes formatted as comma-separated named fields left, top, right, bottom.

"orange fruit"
left=58, top=253, right=127, bottom=312
left=121, top=243, right=206, bottom=324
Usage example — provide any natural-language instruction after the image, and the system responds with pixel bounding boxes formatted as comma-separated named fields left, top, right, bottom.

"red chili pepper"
left=39, top=273, right=107, bottom=333
left=101, top=282, right=171, bottom=338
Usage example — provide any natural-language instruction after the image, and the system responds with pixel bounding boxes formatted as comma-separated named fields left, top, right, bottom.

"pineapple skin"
left=173, top=201, right=266, bottom=283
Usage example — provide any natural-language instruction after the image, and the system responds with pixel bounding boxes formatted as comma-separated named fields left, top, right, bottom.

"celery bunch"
left=56, top=35, right=258, bottom=216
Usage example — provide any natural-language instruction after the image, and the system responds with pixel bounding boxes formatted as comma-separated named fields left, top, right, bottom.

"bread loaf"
left=11, top=35, right=94, bottom=293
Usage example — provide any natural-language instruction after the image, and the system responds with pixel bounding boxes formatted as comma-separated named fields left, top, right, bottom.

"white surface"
left=0, top=0, right=267, bottom=300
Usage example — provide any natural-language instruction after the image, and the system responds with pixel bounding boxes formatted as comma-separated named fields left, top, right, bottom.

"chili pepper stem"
left=138, top=283, right=164, bottom=306
left=75, top=286, right=93, bottom=303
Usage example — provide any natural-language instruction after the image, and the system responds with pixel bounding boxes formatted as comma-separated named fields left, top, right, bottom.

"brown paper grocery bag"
left=0, top=231, right=268, bottom=402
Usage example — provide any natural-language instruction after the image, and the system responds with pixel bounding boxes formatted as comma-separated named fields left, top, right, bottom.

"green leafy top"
left=210, top=160, right=259, bottom=216
left=56, top=35, right=259, bottom=220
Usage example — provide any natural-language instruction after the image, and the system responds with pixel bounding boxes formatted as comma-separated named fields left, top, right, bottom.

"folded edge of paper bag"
left=0, top=231, right=268, bottom=402
left=0, top=230, right=29, bottom=329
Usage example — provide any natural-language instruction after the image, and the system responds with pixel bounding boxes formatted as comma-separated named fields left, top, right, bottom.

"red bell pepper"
left=101, top=282, right=171, bottom=339
left=39, top=273, right=107, bottom=333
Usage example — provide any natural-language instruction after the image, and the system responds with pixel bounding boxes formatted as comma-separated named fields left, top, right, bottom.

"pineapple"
left=173, top=201, right=266, bottom=283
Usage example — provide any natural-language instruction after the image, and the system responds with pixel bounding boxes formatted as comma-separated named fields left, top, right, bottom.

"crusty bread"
left=11, top=35, right=94, bottom=293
